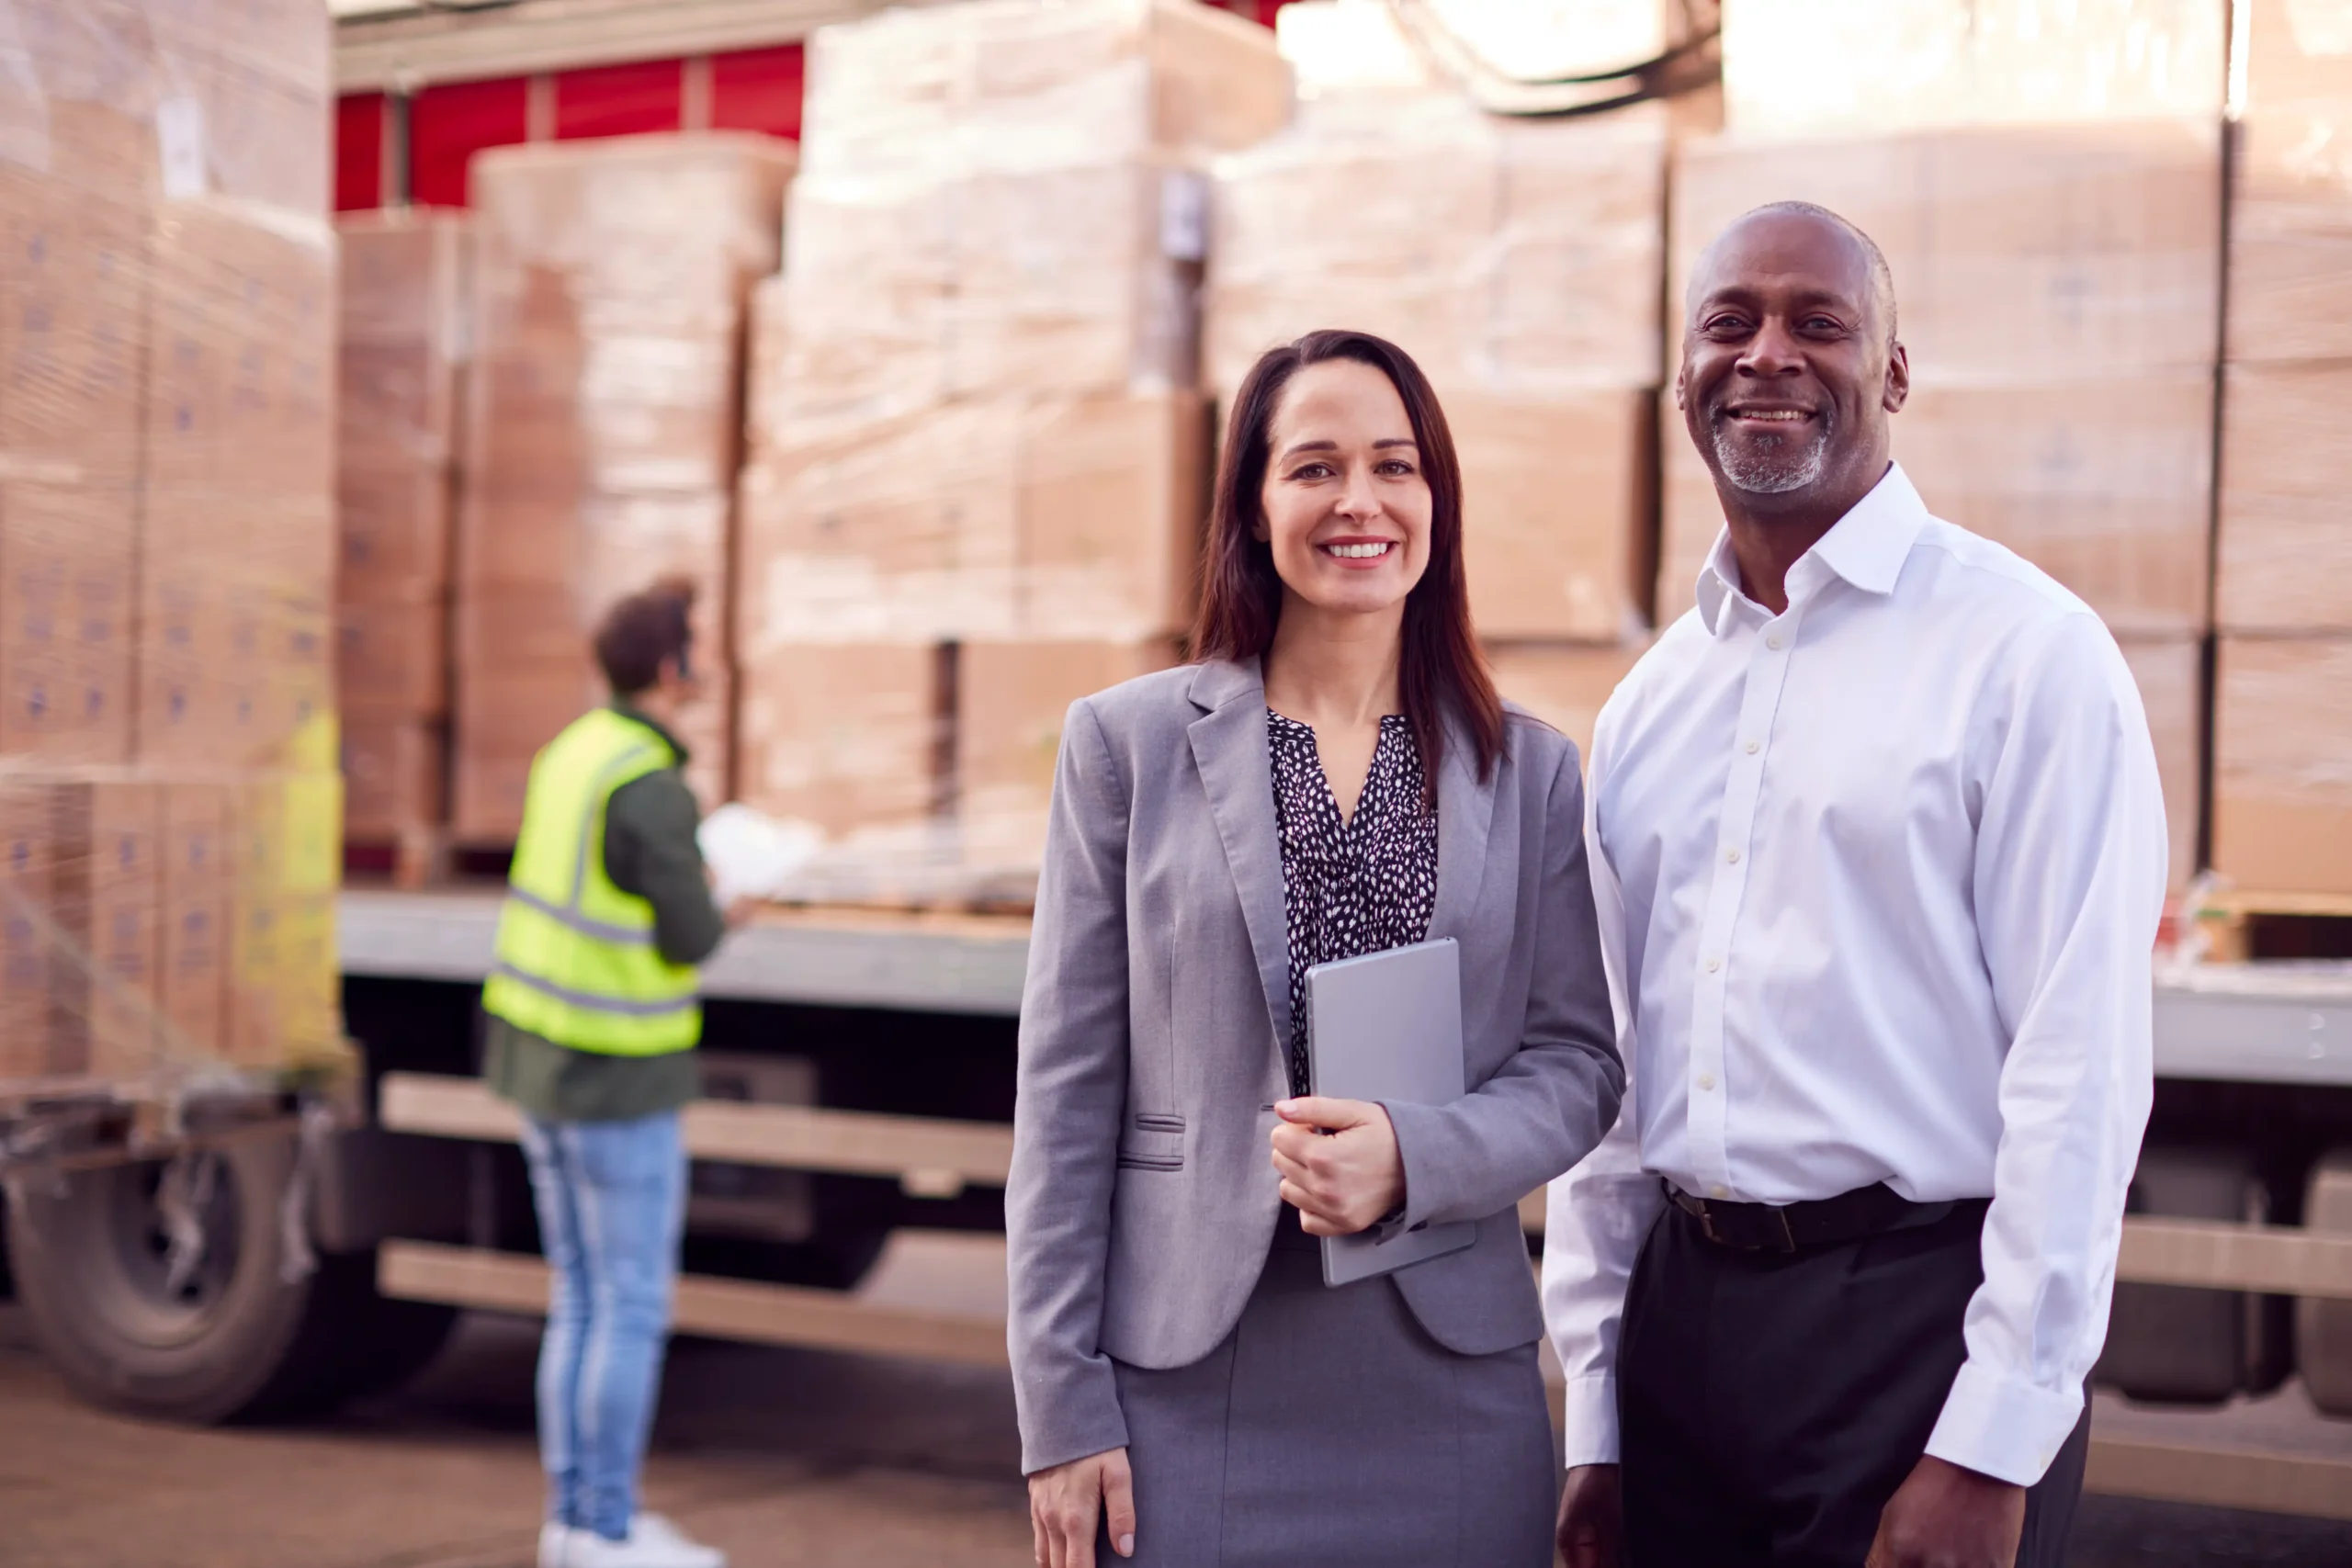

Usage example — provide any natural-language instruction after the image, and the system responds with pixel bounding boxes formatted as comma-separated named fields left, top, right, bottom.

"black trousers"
left=1619, top=1199, right=2091, bottom=1568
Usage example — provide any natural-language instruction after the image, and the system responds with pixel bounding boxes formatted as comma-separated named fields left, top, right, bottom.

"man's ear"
left=1883, top=340, right=1911, bottom=415
left=1672, top=361, right=1689, bottom=413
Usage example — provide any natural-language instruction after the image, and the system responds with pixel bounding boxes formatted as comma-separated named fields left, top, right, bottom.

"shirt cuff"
left=1925, top=1359, right=2085, bottom=1486
left=1557, top=1372, right=1622, bottom=1468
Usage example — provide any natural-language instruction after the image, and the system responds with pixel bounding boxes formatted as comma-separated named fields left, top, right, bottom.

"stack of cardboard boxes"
left=1668, top=0, right=2232, bottom=886
left=1205, top=0, right=1685, bottom=758
left=2213, top=0, right=2352, bottom=897
left=732, top=0, right=1286, bottom=893
left=337, top=212, right=469, bottom=860
left=454, top=134, right=793, bottom=840
left=0, top=0, right=342, bottom=1088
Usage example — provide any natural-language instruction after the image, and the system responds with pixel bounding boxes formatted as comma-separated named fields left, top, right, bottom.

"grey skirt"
left=1108, top=1212, right=1557, bottom=1568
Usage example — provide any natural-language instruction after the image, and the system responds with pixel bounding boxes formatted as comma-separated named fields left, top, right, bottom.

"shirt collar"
left=609, top=700, right=692, bottom=765
left=1692, top=462, right=1928, bottom=637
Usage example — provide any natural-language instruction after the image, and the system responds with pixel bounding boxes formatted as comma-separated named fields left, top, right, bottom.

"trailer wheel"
left=4, top=1130, right=390, bottom=1424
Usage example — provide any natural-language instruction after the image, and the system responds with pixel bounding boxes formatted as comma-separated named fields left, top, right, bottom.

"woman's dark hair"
left=1191, top=329, right=1504, bottom=787
left=594, top=574, right=696, bottom=697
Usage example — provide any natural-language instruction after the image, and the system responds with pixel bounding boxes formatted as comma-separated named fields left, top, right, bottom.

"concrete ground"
left=6, top=1292, right=2352, bottom=1566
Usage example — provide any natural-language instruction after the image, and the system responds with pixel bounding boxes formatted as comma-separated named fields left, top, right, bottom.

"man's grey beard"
left=1710, top=411, right=1830, bottom=495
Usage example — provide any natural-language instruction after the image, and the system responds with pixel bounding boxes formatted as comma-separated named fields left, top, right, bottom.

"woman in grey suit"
left=1008, top=330, right=1623, bottom=1568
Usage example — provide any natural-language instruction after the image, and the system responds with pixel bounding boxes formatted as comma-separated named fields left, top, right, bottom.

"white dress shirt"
left=1543, top=464, right=2165, bottom=1487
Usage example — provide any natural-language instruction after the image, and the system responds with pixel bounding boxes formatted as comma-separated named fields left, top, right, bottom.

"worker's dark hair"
left=593, top=575, right=697, bottom=697
left=1192, top=329, right=1504, bottom=792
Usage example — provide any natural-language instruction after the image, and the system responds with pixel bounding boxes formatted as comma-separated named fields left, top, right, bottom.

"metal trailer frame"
left=343, top=890, right=2352, bottom=1521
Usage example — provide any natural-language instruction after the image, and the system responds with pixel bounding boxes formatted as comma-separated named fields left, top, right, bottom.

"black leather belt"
left=1664, top=1179, right=1985, bottom=1254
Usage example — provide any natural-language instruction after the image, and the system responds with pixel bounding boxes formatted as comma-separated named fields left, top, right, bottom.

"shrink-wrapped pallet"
left=0, top=0, right=346, bottom=1091
left=737, top=0, right=1285, bottom=873
left=2215, top=637, right=2352, bottom=896
left=1721, top=0, right=2227, bottom=138
left=457, top=134, right=794, bottom=839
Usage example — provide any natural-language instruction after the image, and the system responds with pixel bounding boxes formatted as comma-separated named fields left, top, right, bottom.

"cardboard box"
left=0, top=778, right=58, bottom=1081
left=735, top=644, right=944, bottom=838
left=342, top=717, right=447, bottom=837
left=160, top=778, right=231, bottom=1065
left=1662, top=378, right=2219, bottom=638
left=2218, top=364, right=2352, bottom=634
left=1452, top=389, right=1656, bottom=642
left=1721, top=0, right=2227, bottom=138
left=2214, top=636, right=2352, bottom=895
left=50, top=775, right=162, bottom=1082
left=0, top=480, right=136, bottom=761
left=1206, top=99, right=1668, bottom=403
left=1891, top=378, right=2216, bottom=637
left=958, top=639, right=1180, bottom=819
left=339, top=460, right=456, bottom=596
left=1486, top=641, right=1647, bottom=764
left=1670, top=121, right=2222, bottom=385
left=338, top=593, right=448, bottom=718
left=2117, top=637, right=2203, bottom=893
left=2228, top=0, right=2352, bottom=365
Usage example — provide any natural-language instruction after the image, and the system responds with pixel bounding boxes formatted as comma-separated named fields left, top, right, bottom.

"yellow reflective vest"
left=481, top=707, right=702, bottom=1055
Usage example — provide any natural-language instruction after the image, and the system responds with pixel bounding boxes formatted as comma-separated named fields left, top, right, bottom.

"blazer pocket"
left=1118, top=1112, right=1185, bottom=1171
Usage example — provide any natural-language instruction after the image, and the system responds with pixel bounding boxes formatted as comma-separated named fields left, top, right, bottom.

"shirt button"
left=1767, top=634, right=1785, bottom=650
left=1725, top=848, right=1741, bottom=864
left=1704, top=955, right=1722, bottom=974
left=1745, top=739, right=1760, bottom=755
left=1698, top=1073, right=1716, bottom=1090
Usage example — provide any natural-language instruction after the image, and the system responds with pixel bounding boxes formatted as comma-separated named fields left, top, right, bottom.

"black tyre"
left=4, top=1129, right=438, bottom=1423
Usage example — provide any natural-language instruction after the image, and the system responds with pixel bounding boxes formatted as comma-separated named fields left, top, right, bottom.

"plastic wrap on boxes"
left=341, top=717, right=445, bottom=840
left=959, top=637, right=1177, bottom=825
left=1722, top=0, right=2226, bottom=138
left=1207, top=94, right=1668, bottom=401
left=2215, top=636, right=2352, bottom=896
left=775, top=0, right=1287, bottom=433
left=735, top=643, right=944, bottom=840
left=2118, top=637, right=2202, bottom=893
left=739, top=389, right=1209, bottom=648
left=1659, top=377, right=2218, bottom=637
left=2219, top=364, right=2352, bottom=635
left=457, top=134, right=794, bottom=840
left=798, top=0, right=1289, bottom=186
left=339, top=211, right=469, bottom=610
left=0, top=2, right=346, bottom=1090
left=1670, top=121, right=2223, bottom=386
left=2231, top=0, right=2352, bottom=364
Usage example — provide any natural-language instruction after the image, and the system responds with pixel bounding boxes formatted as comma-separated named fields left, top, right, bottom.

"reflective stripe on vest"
left=482, top=709, right=702, bottom=1056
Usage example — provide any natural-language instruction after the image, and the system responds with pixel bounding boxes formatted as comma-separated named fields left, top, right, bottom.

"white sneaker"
left=537, top=1521, right=576, bottom=1568
left=567, top=1515, right=726, bottom=1568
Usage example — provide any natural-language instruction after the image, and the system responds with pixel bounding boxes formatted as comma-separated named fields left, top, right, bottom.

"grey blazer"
left=1005, top=657, right=1623, bottom=1474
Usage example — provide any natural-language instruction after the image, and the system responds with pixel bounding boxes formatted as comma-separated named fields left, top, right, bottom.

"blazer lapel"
left=1185, top=660, right=1294, bottom=1055
left=1429, top=715, right=1497, bottom=944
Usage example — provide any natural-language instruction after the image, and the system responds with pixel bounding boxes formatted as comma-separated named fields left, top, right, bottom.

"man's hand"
left=1028, top=1446, right=1136, bottom=1568
left=1866, top=1455, right=2026, bottom=1568
left=723, top=894, right=760, bottom=931
left=1270, top=1096, right=1405, bottom=1236
left=1556, top=1463, right=1623, bottom=1568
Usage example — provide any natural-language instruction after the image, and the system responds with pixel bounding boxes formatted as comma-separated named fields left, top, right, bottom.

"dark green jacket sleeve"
left=603, top=769, right=727, bottom=967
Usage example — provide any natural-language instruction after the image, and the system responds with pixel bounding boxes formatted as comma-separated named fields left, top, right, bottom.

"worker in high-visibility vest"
left=483, top=576, right=750, bottom=1568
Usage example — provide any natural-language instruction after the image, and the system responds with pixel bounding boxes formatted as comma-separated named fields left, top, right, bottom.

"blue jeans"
left=519, top=1110, right=687, bottom=1542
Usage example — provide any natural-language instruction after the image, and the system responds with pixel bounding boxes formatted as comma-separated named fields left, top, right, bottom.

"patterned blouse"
left=1268, top=709, right=1440, bottom=1098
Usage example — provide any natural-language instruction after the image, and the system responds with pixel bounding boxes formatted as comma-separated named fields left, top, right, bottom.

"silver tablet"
left=1304, top=937, right=1477, bottom=1287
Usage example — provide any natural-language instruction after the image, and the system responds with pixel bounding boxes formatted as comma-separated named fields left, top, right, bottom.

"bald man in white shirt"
left=1545, top=202, right=2166, bottom=1568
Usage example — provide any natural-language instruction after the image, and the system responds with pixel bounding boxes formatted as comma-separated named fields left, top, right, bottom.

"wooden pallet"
left=2190, top=889, right=2352, bottom=964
